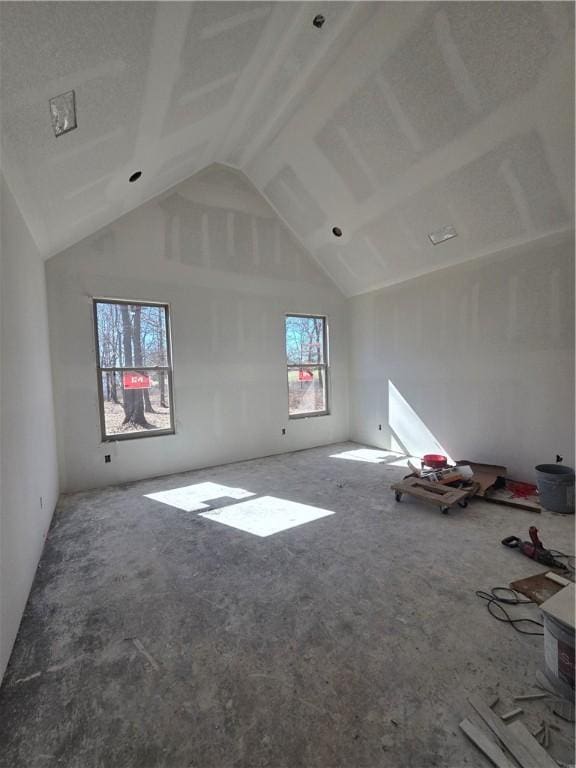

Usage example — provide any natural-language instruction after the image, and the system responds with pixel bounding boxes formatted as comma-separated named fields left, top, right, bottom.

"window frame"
left=285, top=313, right=330, bottom=419
left=93, top=297, right=176, bottom=442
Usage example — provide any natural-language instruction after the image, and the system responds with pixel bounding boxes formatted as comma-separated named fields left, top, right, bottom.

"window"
left=285, top=314, right=329, bottom=418
left=93, top=299, right=174, bottom=440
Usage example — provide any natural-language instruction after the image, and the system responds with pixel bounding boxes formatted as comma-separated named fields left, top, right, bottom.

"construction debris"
left=500, top=707, right=523, bottom=722
left=466, top=695, right=558, bottom=768
left=514, top=692, right=550, bottom=702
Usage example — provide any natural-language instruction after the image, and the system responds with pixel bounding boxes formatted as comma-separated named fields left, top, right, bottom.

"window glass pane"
left=100, top=370, right=172, bottom=437
left=288, top=366, right=327, bottom=416
left=95, top=302, right=168, bottom=368
left=285, top=316, right=325, bottom=365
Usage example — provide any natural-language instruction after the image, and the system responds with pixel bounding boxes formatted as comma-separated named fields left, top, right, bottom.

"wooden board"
left=459, top=719, right=516, bottom=768
left=507, top=720, right=560, bottom=768
left=468, top=695, right=557, bottom=768
left=485, top=485, right=541, bottom=512
left=510, top=572, right=566, bottom=605
left=391, top=477, right=478, bottom=509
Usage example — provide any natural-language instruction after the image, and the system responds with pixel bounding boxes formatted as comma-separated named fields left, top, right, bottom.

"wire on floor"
left=475, top=587, right=544, bottom=636
left=548, top=550, right=575, bottom=575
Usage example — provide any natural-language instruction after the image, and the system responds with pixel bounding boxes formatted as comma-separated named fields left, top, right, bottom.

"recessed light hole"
left=332, top=227, right=342, bottom=238
left=313, top=14, right=325, bottom=28
left=129, top=171, right=142, bottom=183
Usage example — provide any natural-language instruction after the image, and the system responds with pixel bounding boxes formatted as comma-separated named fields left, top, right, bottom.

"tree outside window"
left=285, top=315, right=329, bottom=418
left=93, top=300, right=175, bottom=440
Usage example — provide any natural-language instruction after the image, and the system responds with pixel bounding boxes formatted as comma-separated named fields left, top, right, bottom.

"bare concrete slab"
left=0, top=442, right=573, bottom=767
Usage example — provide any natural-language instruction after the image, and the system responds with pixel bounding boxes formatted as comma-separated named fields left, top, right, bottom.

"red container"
left=422, top=453, right=448, bottom=469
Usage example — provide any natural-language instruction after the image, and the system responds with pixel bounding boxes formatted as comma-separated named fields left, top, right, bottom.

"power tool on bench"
left=502, top=526, right=568, bottom=570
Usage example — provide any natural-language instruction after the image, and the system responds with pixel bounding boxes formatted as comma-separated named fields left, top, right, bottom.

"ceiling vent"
left=428, top=224, right=458, bottom=245
left=49, top=90, right=77, bottom=137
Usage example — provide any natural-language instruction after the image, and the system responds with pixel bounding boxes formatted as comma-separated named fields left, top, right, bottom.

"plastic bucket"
left=543, top=612, right=575, bottom=700
left=535, top=464, right=575, bottom=514
left=422, top=454, right=447, bottom=470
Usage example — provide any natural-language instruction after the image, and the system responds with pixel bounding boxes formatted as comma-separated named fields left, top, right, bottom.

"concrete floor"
left=0, top=442, right=573, bottom=768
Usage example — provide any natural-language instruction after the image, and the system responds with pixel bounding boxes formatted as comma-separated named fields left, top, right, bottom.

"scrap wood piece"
left=484, top=480, right=541, bottom=512
left=553, top=701, right=575, bottom=723
left=514, top=692, right=549, bottom=702
left=459, top=719, right=516, bottom=768
left=510, top=572, right=564, bottom=605
left=544, top=572, right=571, bottom=587
left=468, top=695, right=557, bottom=768
left=501, top=708, right=523, bottom=722
left=507, top=720, right=558, bottom=768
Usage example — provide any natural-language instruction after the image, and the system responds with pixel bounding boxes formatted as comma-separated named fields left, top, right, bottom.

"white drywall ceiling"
left=0, top=1, right=573, bottom=296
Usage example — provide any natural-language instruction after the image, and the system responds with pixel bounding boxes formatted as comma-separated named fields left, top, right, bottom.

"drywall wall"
left=0, top=174, right=59, bottom=680
left=349, top=231, right=575, bottom=481
left=46, top=165, right=348, bottom=492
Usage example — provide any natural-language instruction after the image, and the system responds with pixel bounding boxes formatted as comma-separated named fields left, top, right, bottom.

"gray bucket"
left=535, top=464, right=575, bottom=514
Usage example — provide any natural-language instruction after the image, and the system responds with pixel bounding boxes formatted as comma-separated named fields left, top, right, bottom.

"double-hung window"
left=285, top=314, right=329, bottom=418
left=93, top=299, right=175, bottom=440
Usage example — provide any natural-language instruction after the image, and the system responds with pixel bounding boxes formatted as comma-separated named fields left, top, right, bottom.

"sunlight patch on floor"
left=329, top=448, right=401, bottom=464
left=385, top=456, right=415, bottom=468
left=199, top=496, right=334, bottom=537
left=144, top=482, right=255, bottom=512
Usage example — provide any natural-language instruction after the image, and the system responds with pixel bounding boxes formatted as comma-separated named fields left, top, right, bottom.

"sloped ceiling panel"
left=247, top=1, right=574, bottom=294
left=0, top=1, right=573, bottom=296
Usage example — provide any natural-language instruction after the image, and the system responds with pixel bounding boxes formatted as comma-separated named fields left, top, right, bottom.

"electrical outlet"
left=104, top=454, right=111, bottom=464
left=281, top=428, right=286, bottom=435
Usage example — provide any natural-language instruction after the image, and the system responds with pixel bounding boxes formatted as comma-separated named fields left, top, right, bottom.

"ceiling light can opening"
left=313, top=14, right=326, bottom=28
left=428, top=224, right=458, bottom=245
left=49, top=90, right=77, bottom=137
left=332, top=226, right=342, bottom=238
left=129, top=171, right=142, bottom=183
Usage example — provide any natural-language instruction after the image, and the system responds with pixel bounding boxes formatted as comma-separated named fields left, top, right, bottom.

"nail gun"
left=502, top=527, right=568, bottom=570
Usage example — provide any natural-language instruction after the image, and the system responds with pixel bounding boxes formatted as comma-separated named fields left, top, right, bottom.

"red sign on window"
left=123, top=372, right=151, bottom=389
left=298, top=369, right=314, bottom=381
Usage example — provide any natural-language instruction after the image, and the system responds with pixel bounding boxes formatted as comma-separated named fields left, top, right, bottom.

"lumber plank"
left=500, top=708, right=523, bottom=722
left=507, top=720, right=558, bottom=768
left=544, top=571, right=571, bottom=587
left=467, top=695, right=555, bottom=768
left=459, top=719, right=516, bottom=768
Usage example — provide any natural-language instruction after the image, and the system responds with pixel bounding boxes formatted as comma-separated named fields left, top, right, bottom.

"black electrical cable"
left=547, top=550, right=575, bottom=573
left=475, top=587, right=544, bottom=636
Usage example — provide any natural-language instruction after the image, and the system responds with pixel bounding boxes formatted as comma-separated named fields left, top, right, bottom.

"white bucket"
left=543, top=613, right=575, bottom=699
left=541, top=584, right=575, bottom=700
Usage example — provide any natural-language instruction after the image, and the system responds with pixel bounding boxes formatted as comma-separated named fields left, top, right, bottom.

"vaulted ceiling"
left=1, top=1, right=573, bottom=295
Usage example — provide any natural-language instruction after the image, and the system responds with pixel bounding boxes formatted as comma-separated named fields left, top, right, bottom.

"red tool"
left=502, top=527, right=568, bottom=570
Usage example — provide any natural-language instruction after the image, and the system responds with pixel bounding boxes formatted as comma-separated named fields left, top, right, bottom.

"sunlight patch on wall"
left=199, top=496, right=334, bottom=537
left=388, top=380, right=453, bottom=462
left=144, top=482, right=254, bottom=512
